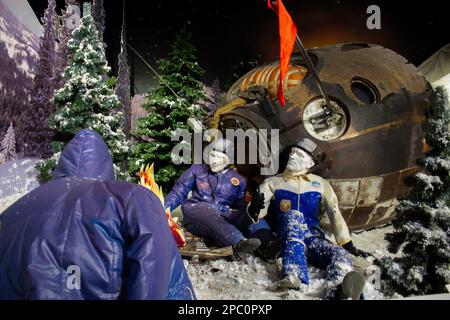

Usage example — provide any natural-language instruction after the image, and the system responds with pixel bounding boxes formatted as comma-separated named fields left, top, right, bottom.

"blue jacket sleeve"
left=122, top=186, right=195, bottom=300
left=164, top=165, right=197, bottom=211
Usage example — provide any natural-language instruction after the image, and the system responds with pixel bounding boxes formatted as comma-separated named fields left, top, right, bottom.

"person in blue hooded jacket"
left=164, top=138, right=274, bottom=255
left=0, top=129, right=194, bottom=300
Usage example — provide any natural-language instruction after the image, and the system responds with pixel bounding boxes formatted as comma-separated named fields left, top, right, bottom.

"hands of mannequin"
left=248, top=188, right=265, bottom=223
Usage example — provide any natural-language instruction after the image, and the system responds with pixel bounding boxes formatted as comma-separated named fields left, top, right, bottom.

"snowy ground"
left=0, top=158, right=395, bottom=300
left=0, top=158, right=40, bottom=215
left=185, top=226, right=393, bottom=300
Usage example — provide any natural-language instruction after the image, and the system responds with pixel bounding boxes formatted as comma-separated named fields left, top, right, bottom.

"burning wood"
left=139, top=164, right=186, bottom=247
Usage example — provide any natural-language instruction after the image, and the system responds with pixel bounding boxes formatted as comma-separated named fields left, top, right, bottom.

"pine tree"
left=92, top=0, right=106, bottom=46
left=54, top=2, right=75, bottom=90
left=130, top=28, right=206, bottom=191
left=19, top=0, right=57, bottom=159
left=377, top=86, right=450, bottom=296
left=47, top=2, right=129, bottom=180
left=115, top=1, right=131, bottom=138
left=0, top=123, right=17, bottom=165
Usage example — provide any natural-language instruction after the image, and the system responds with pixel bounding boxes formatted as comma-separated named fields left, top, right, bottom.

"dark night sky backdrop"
left=29, top=0, right=450, bottom=94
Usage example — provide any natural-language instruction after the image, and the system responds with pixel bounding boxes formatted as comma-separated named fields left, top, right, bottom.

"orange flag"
left=267, top=0, right=298, bottom=106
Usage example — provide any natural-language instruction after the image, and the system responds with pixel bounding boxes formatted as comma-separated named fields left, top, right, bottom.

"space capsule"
left=211, top=43, right=433, bottom=231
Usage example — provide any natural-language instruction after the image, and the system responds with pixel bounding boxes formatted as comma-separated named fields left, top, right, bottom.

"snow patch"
left=0, top=157, right=40, bottom=213
left=187, top=227, right=393, bottom=300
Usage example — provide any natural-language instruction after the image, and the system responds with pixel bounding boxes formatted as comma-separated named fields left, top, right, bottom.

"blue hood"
left=53, top=129, right=115, bottom=181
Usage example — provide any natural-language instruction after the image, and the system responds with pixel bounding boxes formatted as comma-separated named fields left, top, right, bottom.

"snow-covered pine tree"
left=130, top=28, right=206, bottom=191
left=47, top=2, right=129, bottom=180
left=92, top=0, right=106, bottom=46
left=19, top=0, right=57, bottom=159
left=115, top=1, right=131, bottom=138
left=0, top=123, right=17, bottom=165
left=377, top=86, right=450, bottom=296
left=54, top=1, right=75, bottom=90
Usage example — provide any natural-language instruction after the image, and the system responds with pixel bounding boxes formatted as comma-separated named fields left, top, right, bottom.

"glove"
left=343, top=241, right=370, bottom=258
left=247, top=188, right=265, bottom=222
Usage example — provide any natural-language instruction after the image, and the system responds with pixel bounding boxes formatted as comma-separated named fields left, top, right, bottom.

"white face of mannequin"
left=208, top=150, right=230, bottom=173
left=286, top=147, right=315, bottom=173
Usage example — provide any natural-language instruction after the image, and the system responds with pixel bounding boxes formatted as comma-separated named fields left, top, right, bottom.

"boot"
left=233, top=238, right=261, bottom=254
left=256, top=239, right=282, bottom=261
left=336, top=271, right=365, bottom=300
left=278, top=275, right=301, bottom=290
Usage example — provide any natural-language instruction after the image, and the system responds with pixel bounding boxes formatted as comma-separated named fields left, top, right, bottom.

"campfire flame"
left=139, top=164, right=186, bottom=247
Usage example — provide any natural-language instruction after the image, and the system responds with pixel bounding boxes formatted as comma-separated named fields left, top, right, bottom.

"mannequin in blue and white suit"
left=248, top=139, right=367, bottom=295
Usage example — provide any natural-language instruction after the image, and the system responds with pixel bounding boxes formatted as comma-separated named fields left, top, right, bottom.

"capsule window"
left=350, top=77, right=380, bottom=105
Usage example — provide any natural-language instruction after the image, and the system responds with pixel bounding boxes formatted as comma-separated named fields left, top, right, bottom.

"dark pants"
left=182, top=202, right=271, bottom=247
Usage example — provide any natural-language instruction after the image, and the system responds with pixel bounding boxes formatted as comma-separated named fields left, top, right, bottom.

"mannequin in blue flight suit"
left=248, top=138, right=368, bottom=299
left=164, top=138, right=273, bottom=254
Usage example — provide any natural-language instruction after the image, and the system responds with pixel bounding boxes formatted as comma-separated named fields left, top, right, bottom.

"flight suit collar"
left=282, top=169, right=311, bottom=182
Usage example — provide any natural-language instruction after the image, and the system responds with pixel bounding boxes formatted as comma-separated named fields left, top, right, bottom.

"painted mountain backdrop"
left=0, top=0, right=40, bottom=137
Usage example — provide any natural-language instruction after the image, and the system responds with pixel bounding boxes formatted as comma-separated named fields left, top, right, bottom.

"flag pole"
left=294, top=34, right=331, bottom=111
